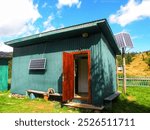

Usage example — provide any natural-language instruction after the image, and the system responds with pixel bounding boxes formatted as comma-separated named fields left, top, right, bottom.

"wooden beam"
left=27, top=89, right=47, bottom=95
left=64, top=102, right=104, bottom=111
left=104, top=92, right=120, bottom=101
left=122, top=48, right=126, bottom=94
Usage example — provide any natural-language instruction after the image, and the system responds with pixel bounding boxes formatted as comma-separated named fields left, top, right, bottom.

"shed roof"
left=5, top=19, right=120, bottom=54
left=0, top=52, right=12, bottom=59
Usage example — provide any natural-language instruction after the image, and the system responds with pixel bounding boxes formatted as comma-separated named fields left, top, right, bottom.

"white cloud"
left=56, top=0, right=81, bottom=9
left=42, top=2, right=47, bottom=8
left=109, top=0, right=150, bottom=26
left=60, top=24, right=65, bottom=28
left=0, top=0, right=41, bottom=36
left=0, top=42, right=13, bottom=52
left=131, top=35, right=139, bottom=39
left=131, top=35, right=143, bottom=40
left=43, top=15, right=56, bottom=32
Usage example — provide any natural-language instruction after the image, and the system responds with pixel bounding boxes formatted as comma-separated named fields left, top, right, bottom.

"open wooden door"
left=62, top=52, right=74, bottom=102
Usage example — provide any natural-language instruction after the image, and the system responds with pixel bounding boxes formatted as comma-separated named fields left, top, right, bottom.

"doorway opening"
left=62, top=50, right=91, bottom=103
left=74, top=54, right=88, bottom=100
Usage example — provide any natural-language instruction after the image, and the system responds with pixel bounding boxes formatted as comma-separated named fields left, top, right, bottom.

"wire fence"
left=118, top=76, right=150, bottom=87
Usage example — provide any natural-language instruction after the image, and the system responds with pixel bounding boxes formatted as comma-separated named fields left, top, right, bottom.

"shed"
left=0, top=52, right=11, bottom=91
left=5, top=19, right=120, bottom=106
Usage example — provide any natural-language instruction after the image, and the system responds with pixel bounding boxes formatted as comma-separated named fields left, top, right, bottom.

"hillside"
left=118, top=52, right=150, bottom=77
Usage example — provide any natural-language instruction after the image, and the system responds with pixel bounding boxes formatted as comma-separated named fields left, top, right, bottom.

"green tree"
left=117, top=52, right=135, bottom=66
left=8, top=59, right=12, bottom=79
left=126, top=53, right=132, bottom=64
left=146, top=58, right=150, bottom=69
left=117, top=55, right=122, bottom=66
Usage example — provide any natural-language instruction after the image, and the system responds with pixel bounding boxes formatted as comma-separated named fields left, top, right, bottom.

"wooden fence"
left=118, top=76, right=150, bottom=87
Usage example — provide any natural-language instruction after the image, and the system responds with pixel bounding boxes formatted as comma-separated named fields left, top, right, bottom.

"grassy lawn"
left=0, top=91, right=79, bottom=113
left=0, top=86, right=150, bottom=113
left=104, top=86, right=150, bottom=113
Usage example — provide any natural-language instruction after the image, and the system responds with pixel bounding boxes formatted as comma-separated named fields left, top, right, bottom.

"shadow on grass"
left=102, top=95, right=150, bottom=113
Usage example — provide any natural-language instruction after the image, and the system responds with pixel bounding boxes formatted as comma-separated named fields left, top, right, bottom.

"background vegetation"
left=117, top=50, right=150, bottom=77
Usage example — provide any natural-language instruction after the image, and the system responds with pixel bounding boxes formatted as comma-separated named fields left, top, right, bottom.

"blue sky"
left=0, top=0, right=149, bottom=52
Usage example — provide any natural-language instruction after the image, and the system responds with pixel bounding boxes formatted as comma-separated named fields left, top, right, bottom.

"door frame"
left=71, top=50, right=91, bottom=103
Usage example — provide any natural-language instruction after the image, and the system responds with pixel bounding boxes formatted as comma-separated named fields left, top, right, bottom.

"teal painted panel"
left=11, top=52, right=62, bottom=95
left=90, top=33, right=117, bottom=106
left=0, top=59, right=8, bottom=91
left=11, top=34, right=99, bottom=95
left=90, top=33, right=104, bottom=106
left=11, top=32, right=117, bottom=106
left=101, top=33, right=117, bottom=97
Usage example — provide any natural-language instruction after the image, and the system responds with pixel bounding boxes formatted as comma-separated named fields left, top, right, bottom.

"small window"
left=29, top=58, right=46, bottom=70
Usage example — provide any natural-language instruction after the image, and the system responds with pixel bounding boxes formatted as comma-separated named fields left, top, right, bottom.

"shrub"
left=146, top=58, right=150, bottom=69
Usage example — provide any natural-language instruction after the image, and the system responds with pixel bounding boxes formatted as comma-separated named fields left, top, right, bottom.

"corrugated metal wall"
left=0, top=59, right=8, bottom=91
left=100, top=33, right=116, bottom=105
left=90, top=33, right=116, bottom=106
left=11, top=32, right=116, bottom=106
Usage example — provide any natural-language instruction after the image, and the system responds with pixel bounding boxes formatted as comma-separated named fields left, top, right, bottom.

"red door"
left=62, top=52, right=74, bottom=102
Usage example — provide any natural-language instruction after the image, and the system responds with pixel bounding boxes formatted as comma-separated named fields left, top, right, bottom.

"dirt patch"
left=25, top=100, right=55, bottom=112
left=127, top=96, right=136, bottom=102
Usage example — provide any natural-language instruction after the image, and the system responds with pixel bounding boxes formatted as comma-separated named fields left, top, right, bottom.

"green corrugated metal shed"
left=5, top=19, right=120, bottom=106
left=0, top=52, right=10, bottom=91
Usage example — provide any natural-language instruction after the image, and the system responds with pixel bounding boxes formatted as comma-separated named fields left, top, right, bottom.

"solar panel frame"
left=115, top=33, right=133, bottom=48
left=29, top=58, right=46, bottom=70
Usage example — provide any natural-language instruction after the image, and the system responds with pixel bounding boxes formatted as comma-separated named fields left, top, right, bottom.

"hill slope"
left=118, top=52, right=150, bottom=77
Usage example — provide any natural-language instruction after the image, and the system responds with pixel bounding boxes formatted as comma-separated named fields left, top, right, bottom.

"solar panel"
left=115, top=33, right=133, bottom=48
left=29, top=58, right=46, bottom=70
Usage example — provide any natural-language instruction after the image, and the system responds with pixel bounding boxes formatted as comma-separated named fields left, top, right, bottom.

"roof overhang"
left=0, top=52, right=12, bottom=59
left=5, top=19, right=120, bottom=55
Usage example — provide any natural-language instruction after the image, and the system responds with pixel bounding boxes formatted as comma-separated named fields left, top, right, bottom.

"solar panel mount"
left=115, top=32, right=133, bottom=49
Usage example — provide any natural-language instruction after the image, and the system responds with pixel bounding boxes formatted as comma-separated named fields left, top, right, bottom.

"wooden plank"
left=27, top=89, right=62, bottom=96
left=118, top=77, right=150, bottom=80
left=49, top=93, right=62, bottom=96
left=64, top=102, right=104, bottom=110
left=27, top=89, right=47, bottom=95
left=104, top=92, right=120, bottom=101
left=74, top=95, right=88, bottom=100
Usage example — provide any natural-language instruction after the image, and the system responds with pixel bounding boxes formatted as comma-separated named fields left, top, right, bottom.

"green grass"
left=0, top=87, right=150, bottom=113
left=103, top=86, right=150, bottom=113
left=0, top=91, right=79, bottom=113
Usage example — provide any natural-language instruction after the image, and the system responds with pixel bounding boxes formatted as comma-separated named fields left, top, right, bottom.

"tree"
left=126, top=53, right=132, bottom=64
left=146, top=58, right=150, bottom=69
left=117, top=52, right=135, bottom=66
left=8, top=59, right=12, bottom=79
left=117, top=55, right=122, bottom=66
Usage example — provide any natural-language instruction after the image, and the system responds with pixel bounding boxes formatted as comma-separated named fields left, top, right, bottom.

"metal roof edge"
left=5, top=19, right=121, bottom=55
left=5, top=19, right=105, bottom=46
left=97, top=19, right=121, bottom=55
